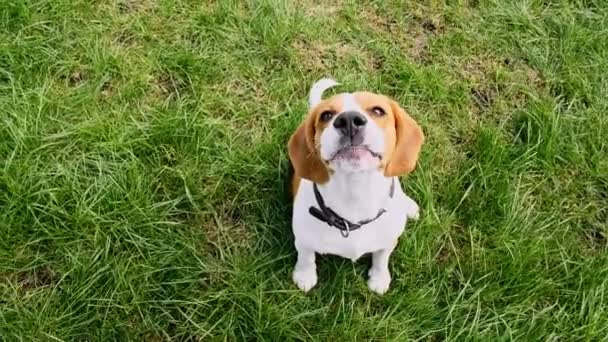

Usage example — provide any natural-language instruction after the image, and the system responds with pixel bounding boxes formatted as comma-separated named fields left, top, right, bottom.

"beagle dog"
left=288, top=79, right=424, bottom=294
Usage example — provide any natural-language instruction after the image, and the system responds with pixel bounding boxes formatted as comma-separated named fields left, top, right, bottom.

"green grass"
left=1, top=0, right=607, bottom=340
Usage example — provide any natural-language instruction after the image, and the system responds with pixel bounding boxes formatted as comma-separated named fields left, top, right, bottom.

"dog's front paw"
left=293, top=268, right=318, bottom=292
left=409, top=208, right=420, bottom=221
left=405, top=197, right=420, bottom=220
left=368, top=268, right=391, bottom=295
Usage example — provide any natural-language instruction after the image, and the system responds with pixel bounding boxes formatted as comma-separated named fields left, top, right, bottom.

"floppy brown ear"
left=288, top=117, right=329, bottom=184
left=384, top=101, right=424, bottom=177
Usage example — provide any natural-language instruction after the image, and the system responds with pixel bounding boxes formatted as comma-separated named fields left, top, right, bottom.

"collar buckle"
left=339, top=221, right=350, bottom=238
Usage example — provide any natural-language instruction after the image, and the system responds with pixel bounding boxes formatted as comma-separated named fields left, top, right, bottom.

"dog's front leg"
left=293, top=246, right=318, bottom=292
left=368, top=244, right=395, bottom=295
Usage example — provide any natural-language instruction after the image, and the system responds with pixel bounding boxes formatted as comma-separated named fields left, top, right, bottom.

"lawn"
left=1, top=0, right=607, bottom=340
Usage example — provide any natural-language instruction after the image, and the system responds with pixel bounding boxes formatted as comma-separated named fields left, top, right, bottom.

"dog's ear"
left=384, top=101, right=424, bottom=177
left=288, top=116, right=330, bottom=184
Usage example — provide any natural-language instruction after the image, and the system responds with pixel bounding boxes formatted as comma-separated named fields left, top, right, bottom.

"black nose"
left=333, top=111, right=367, bottom=139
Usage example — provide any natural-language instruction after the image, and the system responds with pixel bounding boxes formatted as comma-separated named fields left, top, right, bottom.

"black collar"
left=308, top=178, right=395, bottom=238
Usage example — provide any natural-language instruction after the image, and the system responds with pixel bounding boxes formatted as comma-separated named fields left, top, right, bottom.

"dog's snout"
left=333, top=111, right=367, bottom=140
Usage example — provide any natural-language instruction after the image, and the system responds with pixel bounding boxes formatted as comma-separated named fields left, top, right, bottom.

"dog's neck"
left=317, top=170, right=394, bottom=222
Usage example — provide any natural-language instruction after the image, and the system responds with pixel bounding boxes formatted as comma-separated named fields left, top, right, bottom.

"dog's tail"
left=309, top=78, right=339, bottom=108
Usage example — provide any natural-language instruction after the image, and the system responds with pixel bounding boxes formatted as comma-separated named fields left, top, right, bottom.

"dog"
left=287, top=78, right=424, bottom=294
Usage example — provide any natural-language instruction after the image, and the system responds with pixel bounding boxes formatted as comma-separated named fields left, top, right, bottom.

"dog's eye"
left=371, top=106, right=386, bottom=116
left=320, top=111, right=334, bottom=122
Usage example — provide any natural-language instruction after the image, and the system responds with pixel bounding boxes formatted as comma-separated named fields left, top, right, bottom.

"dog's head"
left=288, top=79, right=424, bottom=184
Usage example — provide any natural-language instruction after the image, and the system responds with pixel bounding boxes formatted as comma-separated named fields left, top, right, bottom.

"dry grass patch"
left=293, top=38, right=377, bottom=73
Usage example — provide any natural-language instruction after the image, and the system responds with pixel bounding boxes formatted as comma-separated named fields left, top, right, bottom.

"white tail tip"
left=309, top=78, right=339, bottom=108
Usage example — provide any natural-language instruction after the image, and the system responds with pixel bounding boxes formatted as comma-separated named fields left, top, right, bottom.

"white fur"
left=308, top=78, right=339, bottom=108
left=291, top=80, right=420, bottom=295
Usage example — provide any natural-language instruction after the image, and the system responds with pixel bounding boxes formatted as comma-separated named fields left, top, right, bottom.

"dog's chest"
left=308, top=216, right=403, bottom=260
left=292, top=180, right=409, bottom=260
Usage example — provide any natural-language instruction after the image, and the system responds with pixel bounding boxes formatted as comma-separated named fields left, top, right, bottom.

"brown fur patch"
left=291, top=175, right=301, bottom=199
left=288, top=100, right=336, bottom=184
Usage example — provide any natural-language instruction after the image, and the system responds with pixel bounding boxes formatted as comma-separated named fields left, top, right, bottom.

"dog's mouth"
left=329, top=145, right=382, bottom=161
